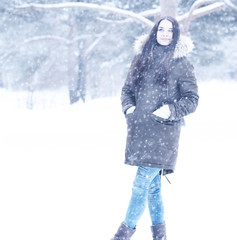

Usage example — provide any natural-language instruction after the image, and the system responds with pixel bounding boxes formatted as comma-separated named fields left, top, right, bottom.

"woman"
left=111, top=16, right=199, bottom=240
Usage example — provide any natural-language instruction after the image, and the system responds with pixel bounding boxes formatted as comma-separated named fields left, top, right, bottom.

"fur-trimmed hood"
left=134, top=34, right=194, bottom=59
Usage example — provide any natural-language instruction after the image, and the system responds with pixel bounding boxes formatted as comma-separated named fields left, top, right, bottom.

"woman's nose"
left=163, top=31, right=169, bottom=36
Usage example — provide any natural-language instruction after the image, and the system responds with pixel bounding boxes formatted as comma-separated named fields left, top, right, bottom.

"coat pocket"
left=150, top=113, right=181, bottom=148
left=125, top=111, right=135, bottom=133
left=150, top=113, right=174, bottom=126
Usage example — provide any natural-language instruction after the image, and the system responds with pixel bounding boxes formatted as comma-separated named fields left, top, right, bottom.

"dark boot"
left=151, top=223, right=167, bottom=240
left=111, top=222, right=136, bottom=240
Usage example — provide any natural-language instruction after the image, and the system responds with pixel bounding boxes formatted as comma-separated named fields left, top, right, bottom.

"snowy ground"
left=0, top=80, right=237, bottom=240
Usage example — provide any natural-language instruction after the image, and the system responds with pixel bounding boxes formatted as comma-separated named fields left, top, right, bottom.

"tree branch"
left=181, top=1, right=220, bottom=33
left=0, top=35, right=92, bottom=63
left=15, top=2, right=154, bottom=29
left=178, top=1, right=226, bottom=33
left=94, top=8, right=161, bottom=26
left=224, top=0, right=237, bottom=12
left=139, top=8, right=161, bottom=18
left=84, top=34, right=106, bottom=59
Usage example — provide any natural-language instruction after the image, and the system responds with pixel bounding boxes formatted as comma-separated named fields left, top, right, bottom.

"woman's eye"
left=158, top=28, right=173, bottom=33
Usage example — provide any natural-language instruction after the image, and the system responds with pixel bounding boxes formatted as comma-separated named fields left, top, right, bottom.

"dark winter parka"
left=121, top=35, right=199, bottom=174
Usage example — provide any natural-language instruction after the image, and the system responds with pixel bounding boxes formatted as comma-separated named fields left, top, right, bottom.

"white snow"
left=0, top=80, right=236, bottom=240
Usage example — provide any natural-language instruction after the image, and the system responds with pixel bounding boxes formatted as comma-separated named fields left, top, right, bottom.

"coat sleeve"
left=168, top=58, right=199, bottom=121
left=121, top=56, right=138, bottom=114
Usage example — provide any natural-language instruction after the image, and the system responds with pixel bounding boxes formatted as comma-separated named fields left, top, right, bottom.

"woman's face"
left=156, top=19, right=173, bottom=46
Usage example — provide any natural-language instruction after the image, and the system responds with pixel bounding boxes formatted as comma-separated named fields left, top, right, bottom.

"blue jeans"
left=124, top=167, right=164, bottom=229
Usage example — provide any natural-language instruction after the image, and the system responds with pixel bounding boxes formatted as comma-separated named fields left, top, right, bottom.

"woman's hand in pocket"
left=153, top=105, right=171, bottom=119
left=126, top=106, right=136, bottom=115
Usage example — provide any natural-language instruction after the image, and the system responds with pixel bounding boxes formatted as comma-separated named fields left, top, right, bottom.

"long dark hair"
left=132, top=16, right=180, bottom=87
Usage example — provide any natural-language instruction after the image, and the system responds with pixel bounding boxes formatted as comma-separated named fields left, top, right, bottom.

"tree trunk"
left=68, top=12, right=80, bottom=104
left=159, top=0, right=179, bottom=18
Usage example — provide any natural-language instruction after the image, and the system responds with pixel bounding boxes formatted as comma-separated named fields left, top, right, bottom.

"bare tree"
left=179, top=1, right=227, bottom=34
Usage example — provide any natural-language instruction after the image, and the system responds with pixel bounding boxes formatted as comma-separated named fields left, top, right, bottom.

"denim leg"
left=148, top=173, right=165, bottom=226
left=124, top=167, right=160, bottom=229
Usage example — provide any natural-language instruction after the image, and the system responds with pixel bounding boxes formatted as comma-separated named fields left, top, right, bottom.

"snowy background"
left=0, top=79, right=237, bottom=240
left=0, top=1, right=237, bottom=239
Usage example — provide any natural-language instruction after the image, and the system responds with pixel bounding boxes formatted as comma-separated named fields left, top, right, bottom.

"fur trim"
left=134, top=34, right=194, bottom=59
left=173, top=35, right=194, bottom=58
left=134, top=34, right=149, bottom=55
